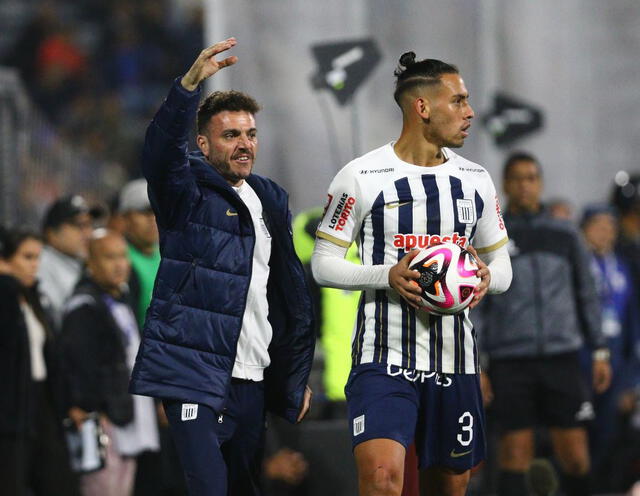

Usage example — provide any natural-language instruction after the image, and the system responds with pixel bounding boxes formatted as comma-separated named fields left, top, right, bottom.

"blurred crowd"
left=1, top=0, right=203, bottom=178
left=2, top=3, right=640, bottom=495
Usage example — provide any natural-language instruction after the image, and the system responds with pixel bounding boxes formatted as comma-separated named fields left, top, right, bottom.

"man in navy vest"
left=129, top=38, right=315, bottom=496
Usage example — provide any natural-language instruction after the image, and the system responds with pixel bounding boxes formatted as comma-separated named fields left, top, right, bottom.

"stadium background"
left=1, top=1, right=639, bottom=495
left=1, top=0, right=640, bottom=226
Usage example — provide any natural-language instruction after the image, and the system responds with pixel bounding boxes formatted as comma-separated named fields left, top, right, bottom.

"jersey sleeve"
left=473, top=175, right=509, bottom=254
left=316, top=165, right=362, bottom=248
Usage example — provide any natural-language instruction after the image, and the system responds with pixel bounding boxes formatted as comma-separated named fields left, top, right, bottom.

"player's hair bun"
left=399, top=51, right=417, bottom=68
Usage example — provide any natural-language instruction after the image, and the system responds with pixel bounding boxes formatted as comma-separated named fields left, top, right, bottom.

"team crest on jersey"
left=456, top=199, right=476, bottom=224
left=393, top=233, right=468, bottom=252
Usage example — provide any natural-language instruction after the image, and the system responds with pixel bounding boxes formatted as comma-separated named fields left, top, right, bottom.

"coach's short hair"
left=393, top=51, right=459, bottom=106
left=502, top=151, right=542, bottom=181
left=197, top=91, right=261, bottom=134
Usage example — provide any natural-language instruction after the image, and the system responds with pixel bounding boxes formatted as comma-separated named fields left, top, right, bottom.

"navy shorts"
left=345, top=363, right=486, bottom=471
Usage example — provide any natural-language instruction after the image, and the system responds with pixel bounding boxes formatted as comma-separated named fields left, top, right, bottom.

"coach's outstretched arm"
left=142, top=38, right=238, bottom=229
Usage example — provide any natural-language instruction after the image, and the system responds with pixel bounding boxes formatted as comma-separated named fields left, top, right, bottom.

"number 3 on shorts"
left=456, top=411, right=473, bottom=447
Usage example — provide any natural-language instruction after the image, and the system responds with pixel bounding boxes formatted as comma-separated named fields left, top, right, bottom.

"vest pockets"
left=160, top=260, right=198, bottom=320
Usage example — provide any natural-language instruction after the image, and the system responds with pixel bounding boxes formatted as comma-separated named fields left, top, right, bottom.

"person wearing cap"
left=119, top=178, right=160, bottom=329
left=579, top=204, right=640, bottom=492
left=38, top=195, right=93, bottom=330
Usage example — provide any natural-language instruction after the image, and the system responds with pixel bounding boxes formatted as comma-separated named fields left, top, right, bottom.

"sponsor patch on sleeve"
left=327, top=193, right=356, bottom=231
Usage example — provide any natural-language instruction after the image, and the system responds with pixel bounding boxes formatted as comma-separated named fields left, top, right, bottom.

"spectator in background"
left=547, top=197, right=575, bottom=222
left=611, top=172, right=640, bottom=305
left=478, top=152, right=611, bottom=496
left=579, top=204, right=640, bottom=493
left=33, top=24, right=88, bottom=122
left=60, top=229, right=159, bottom=496
left=1, top=2, right=56, bottom=88
left=0, top=226, right=79, bottom=496
left=119, top=178, right=160, bottom=328
left=38, top=195, right=93, bottom=330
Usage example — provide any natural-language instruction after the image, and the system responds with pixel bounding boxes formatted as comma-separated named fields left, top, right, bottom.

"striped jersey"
left=316, top=143, right=508, bottom=374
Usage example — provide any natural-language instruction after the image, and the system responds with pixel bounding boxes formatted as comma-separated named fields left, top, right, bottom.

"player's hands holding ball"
left=181, top=37, right=238, bottom=91
left=390, top=243, right=491, bottom=312
left=466, top=245, right=490, bottom=309
left=389, top=250, right=422, bottom=309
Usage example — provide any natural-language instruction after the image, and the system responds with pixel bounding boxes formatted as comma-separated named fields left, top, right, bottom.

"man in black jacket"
left=61, top=229, right=159, bottom=496
left=478, top=152, right=612, bottom=496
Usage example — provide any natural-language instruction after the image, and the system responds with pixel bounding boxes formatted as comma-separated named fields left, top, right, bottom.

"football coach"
left=129, top=38, right=315, bottom=496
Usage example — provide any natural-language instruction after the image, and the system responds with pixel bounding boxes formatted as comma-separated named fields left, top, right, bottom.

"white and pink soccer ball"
left=409, top=242, right=480, bottom=315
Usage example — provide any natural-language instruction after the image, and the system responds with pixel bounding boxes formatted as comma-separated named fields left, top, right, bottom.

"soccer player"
left=312, top=52, right=512, bottom=496
left=129, top=39, right=315, bottom=496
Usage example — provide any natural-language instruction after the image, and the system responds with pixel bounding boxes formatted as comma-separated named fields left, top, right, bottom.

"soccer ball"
left=409, top=242, right=480, bottom=315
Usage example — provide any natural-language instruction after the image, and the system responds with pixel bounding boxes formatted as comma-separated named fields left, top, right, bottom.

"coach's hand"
left=467, top=245, right=490, bottom=309
left=389, top=250, right=422, bottom=309
left=296, top=385, right=313, bottom=423
left=181, top=38, right=238, bottom=91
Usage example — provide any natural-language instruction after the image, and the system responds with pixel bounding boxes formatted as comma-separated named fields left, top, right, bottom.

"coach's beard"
left=209, top=157, right=252, bottom=185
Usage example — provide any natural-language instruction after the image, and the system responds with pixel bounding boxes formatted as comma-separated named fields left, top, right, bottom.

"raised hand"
left=181, top=38, right=238, bottom=91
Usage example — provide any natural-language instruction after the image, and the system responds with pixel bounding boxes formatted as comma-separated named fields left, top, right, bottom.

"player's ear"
left=196, top=134, right=209, bottom=158
left=414, top=97, right=430, bottom=120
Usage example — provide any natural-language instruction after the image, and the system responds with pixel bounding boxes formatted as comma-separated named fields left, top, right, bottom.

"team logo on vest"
left=456, top=199, right=476, bottom=224
left=329, top=192, right=356, bottom=231
left=393, top=233, right=468, bottom=252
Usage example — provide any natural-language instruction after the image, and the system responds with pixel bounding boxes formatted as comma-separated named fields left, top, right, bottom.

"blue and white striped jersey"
left=316, top=143, right=508, bottom=374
